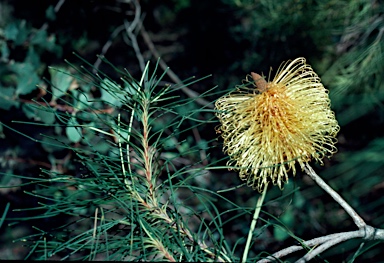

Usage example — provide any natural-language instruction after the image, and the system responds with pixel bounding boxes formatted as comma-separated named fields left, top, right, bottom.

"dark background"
left=1, top=0, right=384, bottom=261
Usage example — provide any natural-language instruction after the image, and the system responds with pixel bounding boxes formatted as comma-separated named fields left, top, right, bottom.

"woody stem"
left=304, top=163, right=366, bottom=229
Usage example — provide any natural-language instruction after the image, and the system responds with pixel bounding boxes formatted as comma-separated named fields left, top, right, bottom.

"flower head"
left=215, top=57, right=340, bottom=192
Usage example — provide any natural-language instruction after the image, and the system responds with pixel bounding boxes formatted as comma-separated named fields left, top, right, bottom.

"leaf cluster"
left=2, top=56, right=238, bottom=261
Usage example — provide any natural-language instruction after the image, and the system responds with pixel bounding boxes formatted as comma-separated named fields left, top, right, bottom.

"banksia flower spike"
left=215, top=57, right=340, bottom=192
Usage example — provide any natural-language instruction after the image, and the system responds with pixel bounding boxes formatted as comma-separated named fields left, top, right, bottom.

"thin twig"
left=257, top=231, right=352, bottom=263
left=295, top=229, right=364, bottom=263
left=93, top=24, right=125, bottom=73
left=38, top=0, right=66, bottom=32
left=93, top=0, right=144, bottom=73
left=123, top=0, right=145, bottom=72
left=296, top=225, right=384, bottom=262
left=24, top=0, right=66, bottom=51
left=257, top=164, right=384, bottom=262
left=140, top=24, right=214, bottom=108
left=258, top=230, right=384, bottom=262
left=92, top=1, right=213, bottom=108
left=303, top=163, right=366, bottom=229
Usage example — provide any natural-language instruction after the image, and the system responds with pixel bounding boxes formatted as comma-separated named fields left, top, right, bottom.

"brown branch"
left=303, top=163, right=366, bottom=229
left=93, top=0, right=143, bottom=73
left=123, top=0, right=145, bottom=72
left=93, top=24, right=125, bottom=73
left=38, top=0, right=66, bottom=32
left=295, top=228, right=375, bottom=263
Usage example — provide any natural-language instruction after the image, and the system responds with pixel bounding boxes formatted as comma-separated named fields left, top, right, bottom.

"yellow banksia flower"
left=215, top=57, right=340, bottom=192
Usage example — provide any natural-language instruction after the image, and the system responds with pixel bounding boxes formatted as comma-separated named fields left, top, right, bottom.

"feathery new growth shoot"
left=215, top=57, right=340, bottom=192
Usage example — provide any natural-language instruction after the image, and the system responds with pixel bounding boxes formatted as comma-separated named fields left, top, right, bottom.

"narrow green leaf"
left=0, top=202, right=10, bottom=229
left=100, top=79, right=123, bottom=107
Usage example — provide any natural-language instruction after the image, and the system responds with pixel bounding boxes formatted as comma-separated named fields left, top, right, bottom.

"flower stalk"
left=242, top=183, right=268, bottom=263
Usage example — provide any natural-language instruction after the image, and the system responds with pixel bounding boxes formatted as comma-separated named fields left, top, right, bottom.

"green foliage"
left=4, top=58, right=234, bottom=261
left=0, top=11, right=62, bottom=113
left=1, top=0, right=384, bottom=261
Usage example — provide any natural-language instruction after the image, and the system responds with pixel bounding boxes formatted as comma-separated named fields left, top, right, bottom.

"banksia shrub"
left=215, top=57, right=340, bottom=192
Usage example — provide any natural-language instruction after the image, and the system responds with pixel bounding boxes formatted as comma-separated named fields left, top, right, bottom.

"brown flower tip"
left=251, top=72, right=268, bottom=92
left=215, top=57, right=340, bottom=192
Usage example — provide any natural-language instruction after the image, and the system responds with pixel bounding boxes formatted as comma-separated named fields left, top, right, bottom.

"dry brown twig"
left=93, top=0, right=213, bottom=108
left=93, top=24, right=126, bottom=74
left=139, top=24, right=214, bottom=108
left=38, top=0, right=66, bottom=32
left=123, top=0, right=145, bottom=72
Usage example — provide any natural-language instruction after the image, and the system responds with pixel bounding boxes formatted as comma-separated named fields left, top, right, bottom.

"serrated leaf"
left=4, top=22, right=19, bottom=41
left=163, top=137, right=178, bottom=150
left=36, top=108, right=56, bottom=124
left=15, top=20, right=28, bottom=45
left=54, top=125, right=62, bottom=135
left=75, top=111, right=95, bottom=123
left=124, top=81, right=139, bottom=98
left=17, top=73, right=40, bottom=95
left=45, top=35, right=62, bottom=54
left=274, top=226, right=290, bottom=242
left=75, top=91, right=92, bottom=110
left=178, top=141, right=190, bottom=154
left=49, top=67, right=74, bottom=100
left=1, top=42, right=10, bottom=61
left=273, top=209, right=294, bottom=241
left=66, top=118, right=82, bottom=143
left=108, top=147, right=120, bottom=158
left=9, top=62, right=40, bottom=95
left=26, top=46, right=40, bottom=68
left=45, top=5, right=56, bottom=21
left=21, top=104, right=37, bottom=119
left=100, top=79, right=123, bottom=107
left=293, top=191, right=305, bottom=209
left=5, top=20, right=28, bottom=46
left=197, top=139, right=208, bottom=150
left=81, top=83, right=92, bottom=92
left=84, top=131, right=110, bottom=154
left=31, top=29, right=48, bottom=46
left=175, top=102, right=197, bottom=118
left=0, top=86, right=19, bottom=110
left=0, top=171, right=14, bottom=186
left=41, top=136, right=68, bottom=153
left=21, top=104, right=55, bottom=124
